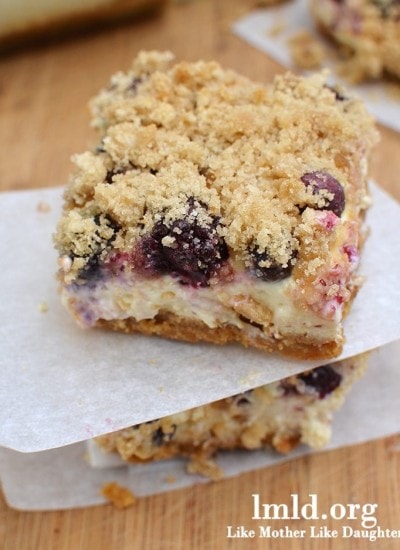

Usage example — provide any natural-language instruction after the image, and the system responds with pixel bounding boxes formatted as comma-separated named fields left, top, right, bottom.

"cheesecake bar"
left=95, top=354, right=368, bottom=479
left=311, top=0, right=400, bottom=82
left=54, top=51, right=378, bottom=359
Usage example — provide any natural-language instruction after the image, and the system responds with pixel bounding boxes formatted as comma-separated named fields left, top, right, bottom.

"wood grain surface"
left=0, top=1, right=399, bottom=548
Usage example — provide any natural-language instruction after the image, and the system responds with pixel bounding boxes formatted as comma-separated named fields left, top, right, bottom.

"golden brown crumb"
left=101, top=482, right=136, bottom=509
left=272, top=433, right=301, bottom=453
left=288, top=30, right=326, bottom=70
left=38, top=301, right=49, bottom=313
left=36, top=201, right=51, bottom=213
left=187, top=455, right=224, bottom=481
left=267, top=20, right=287, bottom=37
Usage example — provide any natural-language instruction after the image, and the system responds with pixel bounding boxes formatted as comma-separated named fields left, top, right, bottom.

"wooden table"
left=1, top=1, right=399, bottom=548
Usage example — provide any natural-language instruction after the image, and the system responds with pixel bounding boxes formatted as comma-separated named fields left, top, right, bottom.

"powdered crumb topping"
left=54, top=51, right=378, bottom=285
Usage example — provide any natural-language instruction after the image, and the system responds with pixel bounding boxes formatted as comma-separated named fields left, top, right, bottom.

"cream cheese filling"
left=61, top=269, right=340, bottom=344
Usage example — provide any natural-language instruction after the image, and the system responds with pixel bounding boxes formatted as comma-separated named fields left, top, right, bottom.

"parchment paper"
left=0, top=182, right=400, bottom=452
left=0, top=342, right=398, bottom=511
left=232, top=0, right=400, bottom=133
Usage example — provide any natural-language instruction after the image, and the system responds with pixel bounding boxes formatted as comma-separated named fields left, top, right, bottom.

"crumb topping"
left=54, top=51, right=378, bottom=282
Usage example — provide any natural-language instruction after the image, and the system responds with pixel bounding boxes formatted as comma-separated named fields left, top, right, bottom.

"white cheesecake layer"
left=61, top=268, right=341, bottom=345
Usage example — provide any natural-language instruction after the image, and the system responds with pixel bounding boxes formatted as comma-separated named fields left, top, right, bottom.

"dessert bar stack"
left=54, top=52, right=378, bottom=478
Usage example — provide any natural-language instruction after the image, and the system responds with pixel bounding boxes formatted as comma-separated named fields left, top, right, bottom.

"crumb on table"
left=101, top=482, right=136, bottom=509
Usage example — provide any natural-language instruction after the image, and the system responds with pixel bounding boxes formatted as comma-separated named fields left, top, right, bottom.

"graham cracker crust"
left=96, top=312, right=342, bottom=360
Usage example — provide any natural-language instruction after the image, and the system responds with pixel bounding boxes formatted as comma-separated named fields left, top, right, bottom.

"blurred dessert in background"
left=311, top=0, right=400, bottom=83
left=0, top=0, right=166, bottom=51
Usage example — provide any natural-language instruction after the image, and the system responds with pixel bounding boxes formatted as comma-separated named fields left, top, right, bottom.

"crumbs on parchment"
left=36, top=201, right=51, bottom=213
left=38, top=301, right=49, bottom=313
left=101, top=482, right=136, bottom=509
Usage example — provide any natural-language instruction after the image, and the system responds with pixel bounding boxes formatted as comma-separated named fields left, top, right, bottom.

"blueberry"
left=93, top=214, right=120, bottom=245
left=105, top=167, right=127, bottom=184
left=324, top=84, right=347, bottom=102
left=298, top=364, right=342, bottom=398
left=133, top=197, right=229, bottom=287
left=127, top=77, right=142, bottom=93
left=301, top=171, right=345, bottom=217
left=77, top=255, right=102, bottom=283
left=152, top=425, right=176, bottom=446
left=95, top=140, right=106, bottom=154
left=152, top=427, right=165, bottom=446
left=279, top=380, right=299, bottom=396
left=76, top=214, right=120, bottom=282
left=238, top=314, right=264, bottom=331
left=250, top=247, right=296, bottom=282
left=105, top=163, right=153, bottom=183
left=93, top=213, right=109, bottom=226
left=233, top=390, right=253, bottom=407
